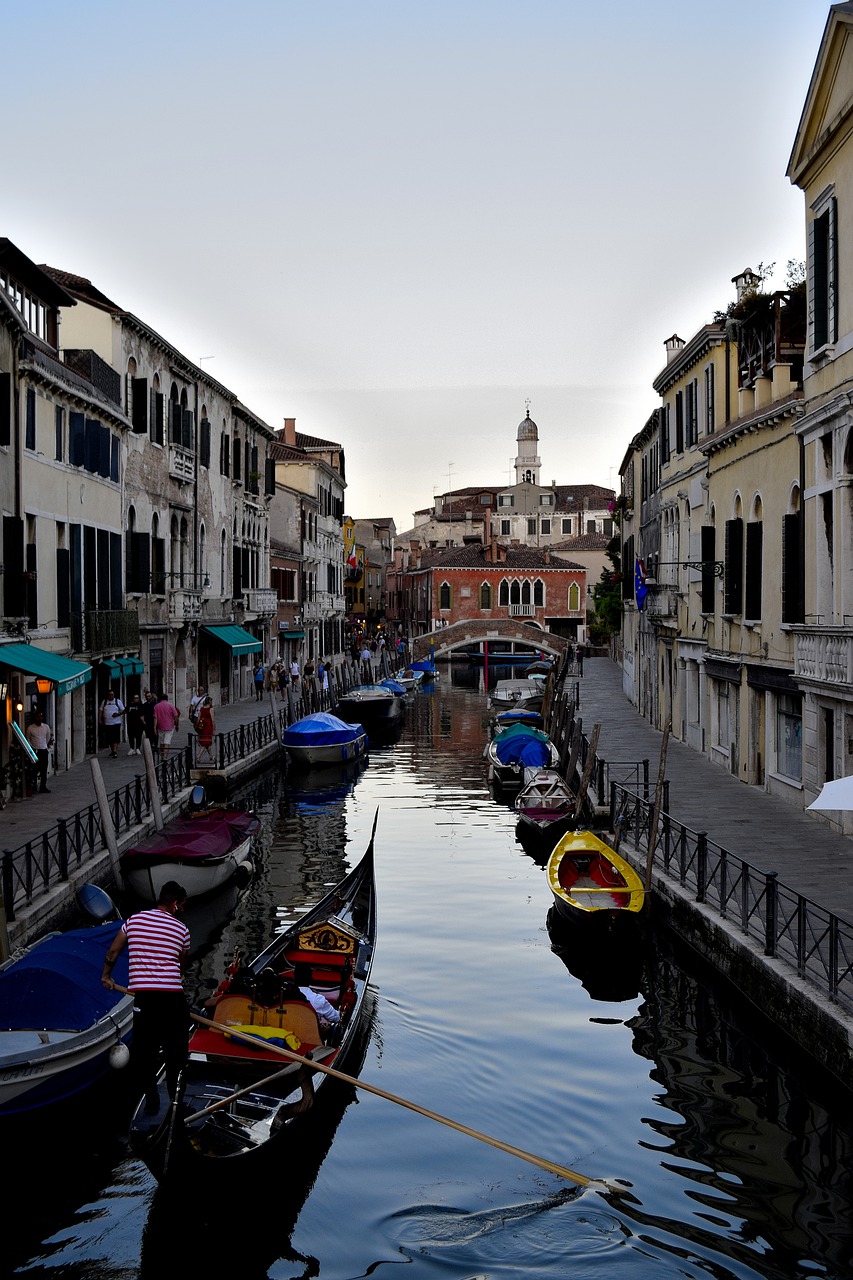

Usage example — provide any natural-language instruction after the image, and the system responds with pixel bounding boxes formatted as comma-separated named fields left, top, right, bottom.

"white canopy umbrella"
left=807, top=776, right=853, bottom=811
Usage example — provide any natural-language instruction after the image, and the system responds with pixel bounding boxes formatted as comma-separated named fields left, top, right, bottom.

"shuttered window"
left=700, top=526, right=716, bottom=613
left=131, top=377, right=148, bottom=433
left=782, top=513, right=804, bottom=624
left=744, top=522, right=763, bottom=620
left=724, top=519, right=743, bottom=614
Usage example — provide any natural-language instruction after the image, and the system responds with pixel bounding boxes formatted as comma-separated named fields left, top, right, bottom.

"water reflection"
left=547, top=905, right=646, bottom=1003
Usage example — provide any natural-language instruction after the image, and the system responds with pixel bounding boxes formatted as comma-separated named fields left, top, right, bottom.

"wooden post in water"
left=141, top=738, right=164, bottom=830
left=574, top=722, right=600, bottom=819
left=563, top=715, right=582, bottom=786
left=644, top=721, right=670, bottom=891
left=90, top=757, right=121, bottom=881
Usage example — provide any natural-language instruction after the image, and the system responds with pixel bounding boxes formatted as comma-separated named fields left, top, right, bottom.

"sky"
left=5, top=0, right=832, bottom=531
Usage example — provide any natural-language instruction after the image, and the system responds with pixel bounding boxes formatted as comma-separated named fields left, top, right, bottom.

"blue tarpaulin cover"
left=379, top=679, right=407, bottom=694
left=282, top=712, right=366, bottom=748
left=0, top=923, right=129, bottom=1032
left=492, top=722, right=552, bottom=767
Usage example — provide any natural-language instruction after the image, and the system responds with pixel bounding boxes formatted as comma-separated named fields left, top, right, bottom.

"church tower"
left=514, top=404, right=541, bottom=485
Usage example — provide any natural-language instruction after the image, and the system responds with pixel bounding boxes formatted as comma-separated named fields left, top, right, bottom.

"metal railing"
left=611, top=782, right=853, bottom=1015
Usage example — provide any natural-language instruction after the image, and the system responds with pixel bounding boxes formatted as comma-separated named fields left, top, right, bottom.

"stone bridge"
left=410, top=619, right=569, bottom=662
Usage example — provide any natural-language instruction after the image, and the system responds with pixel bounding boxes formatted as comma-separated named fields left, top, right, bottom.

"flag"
left=635, top=558, right=648, bottom=611
left=348, top=550, right=358, bottom=569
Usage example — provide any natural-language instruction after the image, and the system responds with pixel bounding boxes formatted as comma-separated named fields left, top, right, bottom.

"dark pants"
left=34, top=749, right=49, bottom=792
left=131, top=991, right=190, bottom=1098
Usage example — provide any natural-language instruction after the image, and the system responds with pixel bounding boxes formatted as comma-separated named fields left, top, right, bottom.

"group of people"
left=96, top=686, right=216, bottom=763
left=253, top=657, right=331, bottom=700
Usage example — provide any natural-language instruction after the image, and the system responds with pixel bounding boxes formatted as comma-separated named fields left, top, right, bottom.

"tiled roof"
left=40, top=266, right=122, bottom=313
left=269, top=440, right=308, bottom=461
left=412, top=543, right=584, bottom=571
left=551, top=533, right=611, bottom=551
left=295, top=431, right=343, bottom=450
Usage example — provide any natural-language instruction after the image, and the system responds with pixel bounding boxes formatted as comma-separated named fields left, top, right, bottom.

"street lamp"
left=35, top=677, right=53, bottom=695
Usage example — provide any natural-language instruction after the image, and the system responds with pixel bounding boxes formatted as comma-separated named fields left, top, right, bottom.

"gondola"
left=128, top=814, right=378, bottom=1182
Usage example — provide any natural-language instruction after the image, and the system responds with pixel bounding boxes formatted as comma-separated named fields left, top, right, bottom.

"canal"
left=4, top=673, right=853, bottom=1279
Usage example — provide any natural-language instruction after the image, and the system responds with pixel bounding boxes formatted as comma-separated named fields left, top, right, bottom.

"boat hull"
left=283, top=732, right=367, bottom=768
left=547, top=830, right=645, bottom=927
left=0, top=924, right=134, bottom=1115
left=121, top=832, right=255, bottom=903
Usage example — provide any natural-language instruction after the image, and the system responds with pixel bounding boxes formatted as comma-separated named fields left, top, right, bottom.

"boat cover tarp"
left=493, top=734, right=552, bottom=767
left=494, top=722, right=550, bottom=745
left=281, top=712, right=365, bottom=747
left=409, top=660, right=437, bottom=673
left=379, top=679, right=407, bottom=694
left=0, top=924, right=129, bottom=1032
left=120, top=809, right=260, bottom=867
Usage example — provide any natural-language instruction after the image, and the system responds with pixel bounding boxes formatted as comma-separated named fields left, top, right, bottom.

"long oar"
left=189, top=1011, right=616, bottom=1192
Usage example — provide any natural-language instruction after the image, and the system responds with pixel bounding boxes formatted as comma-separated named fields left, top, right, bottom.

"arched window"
left=569, top=582, right=580, bottom=612
left=533, top=578, right=544, bottom=607
left=521, top=580, right=531, bottom=606
left=170, top=514, right=180, bottom=583
left=499, top=579, right=509, bottom=607
left=480, top=582, right=492, bottom=610
left=220, top=529, right=227, bottom=595
left=510, top=580, right=520, bottom=606
left=198, top=523, right=206, bottom=590
left=439, top=581, right=452, bottom=611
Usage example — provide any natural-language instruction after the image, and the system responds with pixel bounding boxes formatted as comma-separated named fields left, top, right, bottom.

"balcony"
left=794, top=627, right=853, bottom=686
left=71, top=609, right=140, bottom=655
left=62, top=349, right=122, bottom=406
left=509, top=604, right=536, bottom=618
left=646, top=589, right=678, bottom=621
left=168, top=589, right=202, bottom=624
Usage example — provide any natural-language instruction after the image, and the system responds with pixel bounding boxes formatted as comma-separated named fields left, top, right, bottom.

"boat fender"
left=234, top=859, right=254, bottom=886
left=224, top=1024, right=301, bottom=1052
left=109, top=1042, right=130, bottom=1070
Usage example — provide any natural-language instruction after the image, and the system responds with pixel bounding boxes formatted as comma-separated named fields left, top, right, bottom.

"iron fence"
left=611, top=782, right=853, bottom=1015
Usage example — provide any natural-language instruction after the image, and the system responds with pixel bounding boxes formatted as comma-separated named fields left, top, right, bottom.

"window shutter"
left=265, top=456, right=275, bottom=494
left=2, top=516, right=24, bottom=616
left=744, top=521, right=763, bottom=619
left=56, top=547, right=71, bottom=627
left=152, top=536, right=165, bottom=592
left=151, top=390, right=165, bottom=445
left=25, top=388, right=36, bottom=450
left=131, top=377, right=148, bottom=433
left=0, top=371, right=10, bottom=446
left=829, top=195, right=838, bottom=345
left=98, top=425, right=111, bottom=478
left=85, top=418, right=100, bottom=473
left=724, top=518, right=743, bottom=614
left=233, top=546, right=242, bottom=596
left=110, top=531, right=123, bottom=609
left=782, top=513, right=803, bottom=624
left=83, top=524, right=97, bottom=607
left=70, top=524, right=82, bottom=613
left=26, top=539, right=37, bottom=626
left=700, top=526, right=716, bottom=612
left=675, top=393, right=684, bottom=454
left=97, top=528, right=110, bottom=609
left=182, top=407, right=194, bottom=450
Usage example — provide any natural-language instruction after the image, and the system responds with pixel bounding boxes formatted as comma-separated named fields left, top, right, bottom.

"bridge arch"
left=410, top=619, right=568, bottom=662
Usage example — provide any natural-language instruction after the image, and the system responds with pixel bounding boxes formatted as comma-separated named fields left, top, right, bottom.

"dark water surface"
left=5, top=673, right=853, bottom=1279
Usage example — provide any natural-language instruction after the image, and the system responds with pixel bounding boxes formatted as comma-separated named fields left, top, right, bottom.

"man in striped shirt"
left=101, top=881, right=191, bottom=1105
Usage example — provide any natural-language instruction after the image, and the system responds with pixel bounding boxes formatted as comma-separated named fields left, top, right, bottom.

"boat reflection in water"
left=284, top=755, right=368, bottom=811
left=546, top=905, right=646, bottom=1004
left=139, top=992, right=376, bottom=1280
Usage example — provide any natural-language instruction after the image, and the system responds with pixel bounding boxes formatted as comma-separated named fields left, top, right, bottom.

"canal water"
left=4, top=672, right=853, bottom=1280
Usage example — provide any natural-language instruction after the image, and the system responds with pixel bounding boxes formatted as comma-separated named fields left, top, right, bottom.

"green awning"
left=116, top=656, right=144, bottom=675
left=0, top=642, right=93, bottom=696
left=202, top=624, right=263, bottom=656
left=103, top=658, right=122, bottom=678
left=279, top=629, right=305, bottom=639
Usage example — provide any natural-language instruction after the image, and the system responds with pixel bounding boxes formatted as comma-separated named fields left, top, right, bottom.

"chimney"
left=544, top=548, right=551, bottom=565
left=664, top=335, right=685, bottom=364
left=732, top=267, right=761, bottom=302
left=282, top=417, right=296, bottom=446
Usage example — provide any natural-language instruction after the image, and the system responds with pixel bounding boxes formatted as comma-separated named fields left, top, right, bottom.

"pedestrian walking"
left=101, top=880, right=190, bottom=1106
left=188, top=686, right=205, bottom=726
left=141, top=689, right=159, bottom=751
left=125, top=694, right=145, bottom=755
left=290, top=658, right=300, bottom=686
left=152, top=694, right=181, bottom=761
left=195, top=696, right=216, bottom=763
left=253, top=660, right=265, bottom=701
left=26, top=710, right=54, bottom=793
left=269, top=662, right=280, bottom=697
left=576, top=643, right=585, bottom=676
left=99, top=690, right=125, bottom=758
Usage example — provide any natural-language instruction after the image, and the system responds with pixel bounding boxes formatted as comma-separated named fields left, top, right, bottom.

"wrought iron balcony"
left=71, top=609, right=140, bottom=655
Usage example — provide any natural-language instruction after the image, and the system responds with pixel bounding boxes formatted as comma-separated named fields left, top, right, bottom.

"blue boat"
left=281, top=711, right=368, bottom=768
left=379, top=678, right=408, bottom=695
left=0, top=922, right=133, bottom=1115
left=408, top=659, right=438, bottom=682
left=486, top=722, right=559, bottom=789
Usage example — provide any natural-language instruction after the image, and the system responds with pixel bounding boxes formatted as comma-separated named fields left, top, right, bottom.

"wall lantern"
left=0, top=681, right=7, bottom=702
left=15, top=700, right=24, bottom=713
left=35, top=677, right=53, bottom=695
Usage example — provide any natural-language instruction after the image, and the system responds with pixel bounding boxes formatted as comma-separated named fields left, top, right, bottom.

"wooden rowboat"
left=546, top=830, right=645, bottom=928
left=129, top=815, right=378, bottom=1182
left=514, top=768, right=579, bottom=839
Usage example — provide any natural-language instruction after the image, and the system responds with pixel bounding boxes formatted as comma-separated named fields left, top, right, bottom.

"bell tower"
left=514, top=403, right=541, bottom=485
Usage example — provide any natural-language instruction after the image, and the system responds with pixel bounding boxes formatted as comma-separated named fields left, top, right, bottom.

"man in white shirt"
left=26, top=711, right=54, bottom=793
left=292, top=963, right=340, bottom=1029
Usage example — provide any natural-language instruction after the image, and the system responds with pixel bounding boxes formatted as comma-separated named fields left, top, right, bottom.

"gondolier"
left=101, top=881, right=191, bottom=1104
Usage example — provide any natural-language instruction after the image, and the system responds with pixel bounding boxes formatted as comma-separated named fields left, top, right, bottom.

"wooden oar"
left=189, top=1011, right=616, bottom=1192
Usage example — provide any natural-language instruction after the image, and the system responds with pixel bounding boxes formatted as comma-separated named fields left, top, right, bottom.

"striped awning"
left=0, top=643, right=92, bottom=696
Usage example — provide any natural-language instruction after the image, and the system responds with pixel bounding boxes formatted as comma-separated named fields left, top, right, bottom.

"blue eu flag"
left=635, top=559, right=648, bottom=611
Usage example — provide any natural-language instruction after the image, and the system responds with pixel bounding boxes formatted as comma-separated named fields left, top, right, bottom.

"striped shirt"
left=123, top=908, right=190, bottom=991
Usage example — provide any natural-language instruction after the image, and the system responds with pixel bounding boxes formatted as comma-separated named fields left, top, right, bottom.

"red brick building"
left=390, top=542, right=587, bottom=641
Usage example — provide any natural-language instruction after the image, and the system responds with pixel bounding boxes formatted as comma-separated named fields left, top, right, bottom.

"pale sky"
left=6, top=0, right=830, bottom=530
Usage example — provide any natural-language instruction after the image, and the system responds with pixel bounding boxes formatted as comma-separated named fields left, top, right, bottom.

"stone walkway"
left=576, top=656, right=853, bottom=921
